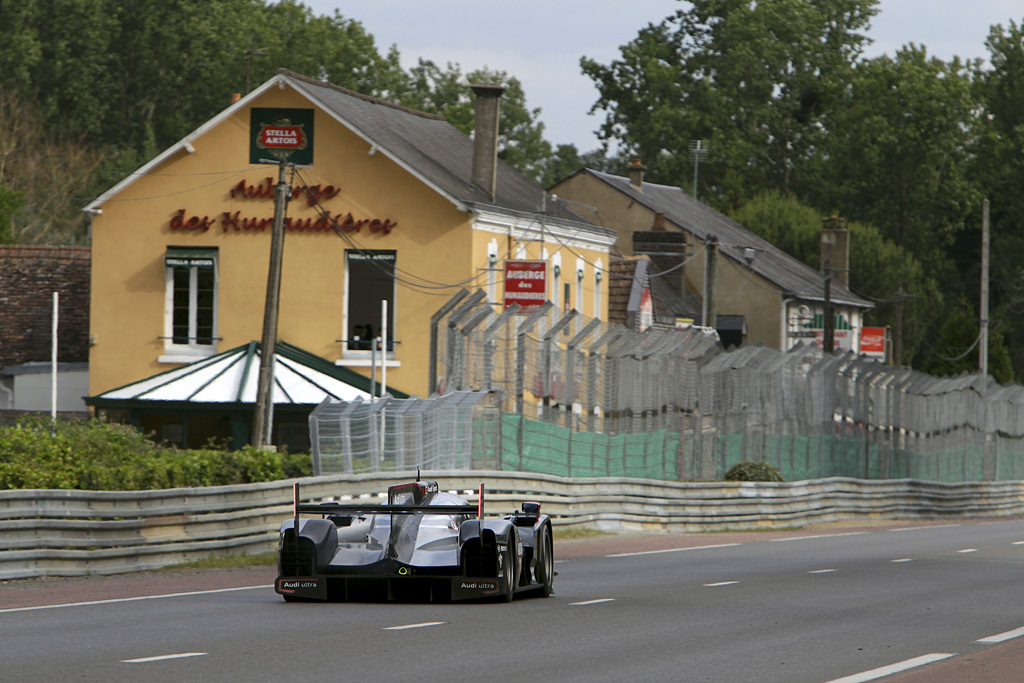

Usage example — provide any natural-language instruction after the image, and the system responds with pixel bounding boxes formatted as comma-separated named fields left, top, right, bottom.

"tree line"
left=0, top=0, right=587, bottom=244
left=2, top=0, right=1022, bottom=380
left=584, top=0, right=1024, bottom=381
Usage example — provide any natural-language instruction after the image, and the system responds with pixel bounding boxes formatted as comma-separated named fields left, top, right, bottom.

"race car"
left=274, top=479, right=555, bottom=602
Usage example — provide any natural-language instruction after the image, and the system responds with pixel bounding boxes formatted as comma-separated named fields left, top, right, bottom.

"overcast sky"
left=302, top=1, right=1023, bottom=151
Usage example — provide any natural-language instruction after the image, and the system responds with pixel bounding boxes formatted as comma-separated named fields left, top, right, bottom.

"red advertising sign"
left=257, top=120, right=307, bottom=151
left=504, top=260, right=547, bottom=310
left=860, top=326, right=887, bottom=357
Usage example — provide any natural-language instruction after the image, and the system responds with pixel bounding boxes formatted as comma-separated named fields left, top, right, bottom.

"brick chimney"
left=629, top=159, right=645, bottom=191
left=471, top=83, right=506, bottom=200
left=820, top=216, right=849, bottom=287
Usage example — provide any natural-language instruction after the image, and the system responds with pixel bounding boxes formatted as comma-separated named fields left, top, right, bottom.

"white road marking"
left=703, top=581, right=738, bottom=587
left=957, top=548, right=978, bottom=554
left=570, top=599, right=615, bottom=606
left=823, top=653, right=956, bottom=683
left=0, top=585, right=270, bottom=614
left=607, top=543, right=741, bottom=558
left=977, top=625, right=1024, bottom=643
left=122, top=652, right=207, bottom=663
left=890, top=558, right=913, bottom=563
left=383, top=622, right=445, bottom=630
left=809, top=569, right=837, bottom=574
left=1012, top=541, right=1024, bottom=546
left=771, top=532, right=867, bottom=542
left=888, top=524, right=961, bottom=532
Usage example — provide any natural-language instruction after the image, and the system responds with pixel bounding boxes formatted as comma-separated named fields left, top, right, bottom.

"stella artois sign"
left=250, top=108, right=314, bottom=165
left=258, top=118, right=306, bottom=153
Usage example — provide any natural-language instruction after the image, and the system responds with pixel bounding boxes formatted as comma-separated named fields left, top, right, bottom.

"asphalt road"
left=1, top=519, right=1022, bottom=682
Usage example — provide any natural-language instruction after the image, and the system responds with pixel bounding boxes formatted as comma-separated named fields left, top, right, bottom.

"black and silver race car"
left=274, top=479, right=555, bottom=602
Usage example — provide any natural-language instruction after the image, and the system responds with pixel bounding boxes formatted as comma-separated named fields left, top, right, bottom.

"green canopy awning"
left=165, top=247, right=217, bottom=269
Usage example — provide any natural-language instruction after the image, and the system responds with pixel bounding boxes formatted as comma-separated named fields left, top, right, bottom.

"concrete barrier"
left=2, top=472, right=1022, bottom=580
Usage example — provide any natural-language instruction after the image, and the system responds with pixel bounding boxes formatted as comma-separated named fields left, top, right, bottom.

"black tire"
left=503, top=529, right=520, bottom=603
left=535, top=523, right=554, bottom=597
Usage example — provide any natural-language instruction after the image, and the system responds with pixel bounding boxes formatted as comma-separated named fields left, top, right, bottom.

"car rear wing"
left=291, top=482, right=485, bottom=533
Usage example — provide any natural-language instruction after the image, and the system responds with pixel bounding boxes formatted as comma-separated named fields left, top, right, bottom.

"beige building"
left=551, top=162, right=871, bottom=351
left=83, top=69, right=614, bottom=448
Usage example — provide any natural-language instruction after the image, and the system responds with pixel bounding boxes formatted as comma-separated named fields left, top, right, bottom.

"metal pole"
left=252, top=157, right=289, bottom=446
left=980, top=198, right=990, bottom=377
left=381, top=299, right=388, bottom=395
left=823, top=260, right=834, bottom=354
left=51, top=291, right=58, bottom=431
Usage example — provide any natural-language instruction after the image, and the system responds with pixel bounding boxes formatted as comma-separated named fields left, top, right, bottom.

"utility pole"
left=980, top=198, right=990, bottom=377
left=823, top=260, right=834, bottom=354
left=894, top=285, right=904, bottom=366
left=252, top=157, right=290, bottom=447
left=702, top=236, right=718, bottom=330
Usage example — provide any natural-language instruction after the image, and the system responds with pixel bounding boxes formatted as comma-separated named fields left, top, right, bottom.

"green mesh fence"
left=498, top=415, right=679, bottom=480
left=479, top=414, right=1022, bottom=483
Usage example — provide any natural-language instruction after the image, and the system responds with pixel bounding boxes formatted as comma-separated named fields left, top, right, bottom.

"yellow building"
left=551, top=162, right=872, bottom=350
left=83, top=70, right=614, bottom=448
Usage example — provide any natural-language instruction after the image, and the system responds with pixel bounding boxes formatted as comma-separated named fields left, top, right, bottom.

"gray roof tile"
left=583, top=169, right=870, bottom=308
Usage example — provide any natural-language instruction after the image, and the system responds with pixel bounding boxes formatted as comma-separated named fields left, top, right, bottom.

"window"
left=345, top=250, right=396, bottom=355
left=162, top=247, right=218, bottom=361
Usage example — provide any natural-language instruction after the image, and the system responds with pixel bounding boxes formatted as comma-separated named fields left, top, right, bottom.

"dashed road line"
left=703, top=581, right=738, bottom=587
left=957, top=548, right=978, bottom=554
left=809, top=569, right=837, bottom=574
left=888, top=524, right=961, bottom=532
left=890, top=558, right=913, bottom=563
left=570, top=598, right=615, bottom=606
left=0, top=585, right=270, bottom=614
left=977, top=625, right=1024, bottom=644
left=771, top=532, right=868, bottom=542
left=607, top=543, right=741, bottom=558
left=823, top=653, right=956, bottom=683
left=384, top=622, right=445, bottom=630
left=122, top=652, right=207, bottom=663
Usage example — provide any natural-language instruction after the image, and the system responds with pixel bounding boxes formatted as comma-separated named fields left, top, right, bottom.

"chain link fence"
left=423, top=288, right=1024, bottom=483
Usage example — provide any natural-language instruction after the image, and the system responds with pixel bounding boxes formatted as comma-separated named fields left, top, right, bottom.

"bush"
left=725, top=461, right=784, bottom=482
left=0, top=417, right=313, bottom=490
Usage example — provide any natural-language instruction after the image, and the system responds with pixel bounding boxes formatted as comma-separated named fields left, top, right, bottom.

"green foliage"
left=725, top=461, right=784, bottom=483
left=970, top=20, right=1024, bottom=381
left=0, top=418, right=312, bottom=491
left=814, top=46, right=979, bottom=278
left=0, top=184, right=24, bottom=244
left=919, top=298, right=1014, bottom=383
left=582, top=0, right=877, bottom=208
left=732, top=191, right=943, bottom=364
left=399, top=61, right=555, bottom=184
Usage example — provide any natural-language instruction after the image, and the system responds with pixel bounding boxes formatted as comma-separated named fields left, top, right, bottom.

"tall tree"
left=400, top=61, right=555, bottom=184
left=0, top=91, right=104, bottom=244
left=582, top=0, right=877, bottom=209
left=813, top=46, right=979, bottom=278
left=971, top=20, right=1024, bottom=379
left=732, top=191, right=941, bottom=365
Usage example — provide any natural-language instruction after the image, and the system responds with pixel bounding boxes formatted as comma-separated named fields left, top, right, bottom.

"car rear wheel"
left=503, top=530, right=519, bottom=603
left=536, top=523, right=554, bottom=597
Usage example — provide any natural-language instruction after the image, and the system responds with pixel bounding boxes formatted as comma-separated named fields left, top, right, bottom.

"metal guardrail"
left=2, top=472, right=1022, bottom=580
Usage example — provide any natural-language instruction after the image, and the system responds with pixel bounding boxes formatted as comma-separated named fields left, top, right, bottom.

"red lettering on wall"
left=230, top=177, right=275, bottom=199
left=230, top=178, right=341, bottom=205
left=178, top=208, right=395, bottom=235
left=169, top=209, right=214, bottom=232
